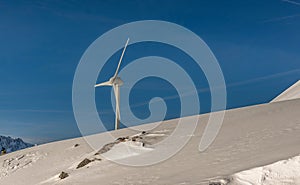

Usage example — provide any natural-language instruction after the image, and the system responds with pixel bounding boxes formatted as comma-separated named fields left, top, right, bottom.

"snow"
left=0, top=151, right=46, bottom=179
left=211, top=155, right=300, bottom=185
left=0, top=98, right=300, bottom=184
left=102, top=140, right=153, bottom=160
left=271, top=80, right=300, bottom=102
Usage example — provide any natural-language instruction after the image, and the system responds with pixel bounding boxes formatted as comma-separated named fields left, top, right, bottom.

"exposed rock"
left=76, top=158, right=92, bottom=169
left=209, top=178, right=230, bottom=185
left=131, top=136, right=143, bottom=142
left=95, top=141, right=119, bottom=155
left=116, top=137, right=126, bottom=142
left=59, top=171, right=69, bottom=179
left=94, top=131, right=163, bottom=156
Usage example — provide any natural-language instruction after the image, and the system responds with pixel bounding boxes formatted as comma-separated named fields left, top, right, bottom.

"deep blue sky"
left=0, top=0, right=299, bottom=144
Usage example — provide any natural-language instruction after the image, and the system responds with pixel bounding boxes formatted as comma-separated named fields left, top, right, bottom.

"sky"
left=0, top=0, right=300, bottom=144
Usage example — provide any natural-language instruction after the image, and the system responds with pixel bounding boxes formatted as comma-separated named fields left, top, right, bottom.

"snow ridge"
left=210, top=155, right=300, bottom=185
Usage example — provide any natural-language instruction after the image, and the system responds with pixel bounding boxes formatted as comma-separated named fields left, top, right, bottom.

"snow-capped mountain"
left=0, top=135, right=33, bottom=153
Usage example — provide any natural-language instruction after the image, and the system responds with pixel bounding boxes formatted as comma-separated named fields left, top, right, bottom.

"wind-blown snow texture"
left=210, top=155, right=300, bottom=185
left=0, top=135, right=33, bottom=153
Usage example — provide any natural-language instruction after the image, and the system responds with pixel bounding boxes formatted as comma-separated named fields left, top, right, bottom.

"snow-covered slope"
left=0, top=135, right=33, bottom=153
left=0, top=98, right=300, bottom=185
left=210, top=155, right=300, bottom=185
left=271, top=80, right=300, bottom=102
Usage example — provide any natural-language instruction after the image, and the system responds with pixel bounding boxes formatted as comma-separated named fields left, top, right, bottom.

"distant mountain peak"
left=0, top=135, right=33, bottom=153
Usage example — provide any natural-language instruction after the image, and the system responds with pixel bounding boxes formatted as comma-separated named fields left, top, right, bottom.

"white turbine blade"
left=113, top=38, right=129, bottom=78
left=113, top=84, right=120, bottom=129
left=94, top=81, right=112, bottom=87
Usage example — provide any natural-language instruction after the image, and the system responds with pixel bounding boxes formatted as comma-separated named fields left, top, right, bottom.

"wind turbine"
left=95, top=38, right=130, bottom=130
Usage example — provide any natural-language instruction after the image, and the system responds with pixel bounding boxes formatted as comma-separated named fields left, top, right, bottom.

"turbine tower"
left=95, top=38, right=130, bottom=130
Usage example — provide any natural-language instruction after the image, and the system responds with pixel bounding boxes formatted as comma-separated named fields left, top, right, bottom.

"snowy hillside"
left=0, top=98, right=299, bottom=185
left=271, top=80, right=300, bottom=102
left=210, top=155, right=300, bottom=185
left=0, top=135, right=33, bottom=153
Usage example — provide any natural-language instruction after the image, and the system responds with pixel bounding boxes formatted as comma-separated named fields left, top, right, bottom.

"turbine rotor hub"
left=110, top=76, right=123, bottom=86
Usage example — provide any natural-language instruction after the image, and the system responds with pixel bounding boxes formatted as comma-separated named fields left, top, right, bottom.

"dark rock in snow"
left=209, top=177, right=231, bottom=185
left=59, top=171, right=69, bottom=179
left=95, top=141, right=119, bottom=155
left=77, top=158, right=92, bottom=169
